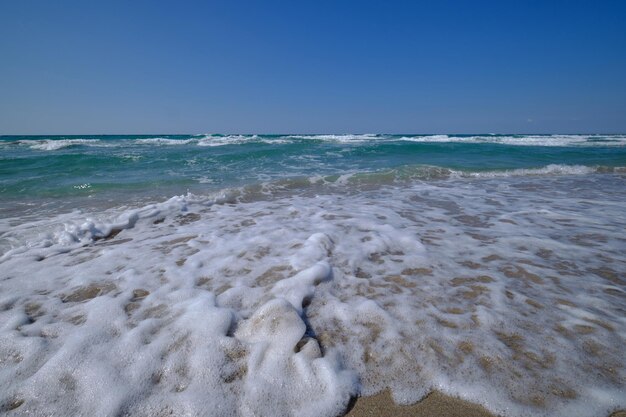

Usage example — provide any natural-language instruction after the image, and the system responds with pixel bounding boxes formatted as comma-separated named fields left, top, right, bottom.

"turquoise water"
left=2, top=134, right=625, bottom=214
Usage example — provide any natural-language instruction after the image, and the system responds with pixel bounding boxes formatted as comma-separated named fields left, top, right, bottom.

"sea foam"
left=22, top=138, right=104, bottom=151
left=0, top=174, right=625, bottom=416
left=399, top=134, right=626, bottom=147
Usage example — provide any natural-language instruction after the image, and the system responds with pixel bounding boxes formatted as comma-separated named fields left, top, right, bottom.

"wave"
left=197, top=134, right=259, bottom=147
left=19, top=139, right=106, bottom=151
left=0, top=193, right=209, bottom=256
left=399, top=134, right=626, bottom=147
left=5, top=134, right=626, bottom=150
left=196, top=134, right=297, bottom=146
left=134, top=137, right=196, bottom=145
left=279, top=164, right=626, bottom=189
left=460, top=164, right=600, bottom=178
left=288, top=134, right=380, bottom=143
left=195, top=133, right=626, bottom=147
left=1, top=163, right=623, bottom=256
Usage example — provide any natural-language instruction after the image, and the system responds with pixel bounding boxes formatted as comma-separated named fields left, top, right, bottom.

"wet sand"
left=344, top=390, right=497, bottom=417
left=344, top=390, right=626, bottom=417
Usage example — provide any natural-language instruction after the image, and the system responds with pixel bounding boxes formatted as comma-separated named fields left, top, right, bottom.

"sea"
left=1, top=134, right=625, bottom=416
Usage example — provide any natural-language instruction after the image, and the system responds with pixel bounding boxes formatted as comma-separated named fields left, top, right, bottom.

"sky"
left=1, top=0, right=625, bottom=134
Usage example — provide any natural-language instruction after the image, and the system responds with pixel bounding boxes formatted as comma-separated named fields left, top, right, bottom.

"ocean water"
left=0, top=134, right=625, bottom=416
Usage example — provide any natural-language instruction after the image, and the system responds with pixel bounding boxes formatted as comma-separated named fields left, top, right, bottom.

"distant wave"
left=196, top=134, right=259, bottom=147
left=288, top=134, right=380, bottom=143
left=19, top=139, right=106, bottom=151
left=134, top=138, right=196, bottom=145
left=398, top=134, right=626, bottom=147
left=5, top=134, right=626, bottom=150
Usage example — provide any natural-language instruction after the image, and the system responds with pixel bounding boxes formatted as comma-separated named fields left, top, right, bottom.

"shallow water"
left=0, top=135, right=625, bottom=416
left=2, top=133, right=626, bottom=216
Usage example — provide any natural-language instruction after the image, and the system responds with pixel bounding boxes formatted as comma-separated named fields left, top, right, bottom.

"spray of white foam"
left=197, top=135, right=258, bottom=147
left=399, top=134, right=626, bottom=147
left=21, top=139, right=105, bottom=151
left=458, top=164, right=598, bottom=178
left=134, top=138, right=197, bottom=146
left=289, top=134, right=380, bottom=143
left=9, top=134, right=626, bottom=151
left=1, top=175, right=625, bottom=416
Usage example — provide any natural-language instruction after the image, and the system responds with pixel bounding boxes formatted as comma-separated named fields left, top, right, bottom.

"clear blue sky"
left=1, top=0, right=625, bottom=134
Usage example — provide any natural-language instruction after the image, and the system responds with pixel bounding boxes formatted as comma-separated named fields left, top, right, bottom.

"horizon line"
left=2, top=132, right=626, bottom=137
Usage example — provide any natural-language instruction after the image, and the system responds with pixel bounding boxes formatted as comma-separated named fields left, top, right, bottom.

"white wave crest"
left=197, top=135, right=259, bottom=147
left=289, top=134, right=380, bottom=143
left=23, top=139, right=103, bottom=151
left=134, top=138, right=197, bottom=145
left=399, top=134, right=626, bottom=147
left=457, top=164, right=597, bottom=178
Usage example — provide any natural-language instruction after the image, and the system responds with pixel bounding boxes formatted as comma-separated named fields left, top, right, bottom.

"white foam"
left=197, top=135, right=259, bottom=147
left=236, top=298, right=356, bottom=417
left=290, top=134, right=379, bottom=143
left=399, top=134, right=626, bottom=147
left=459, top=164, right=597, bottom=178
left=0, top=175, right=625, bottom=416
left=22, top=139, right=104, bottom=151
left=10, top=134, right=626, bottom=151
left=135, top=138, right=197, bottom=145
